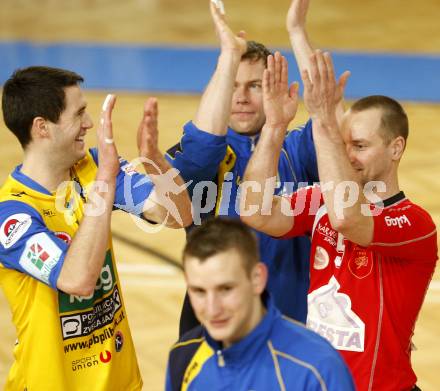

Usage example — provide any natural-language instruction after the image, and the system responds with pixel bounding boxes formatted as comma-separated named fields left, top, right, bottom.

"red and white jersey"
left=283, top=186, right=438, bottom=391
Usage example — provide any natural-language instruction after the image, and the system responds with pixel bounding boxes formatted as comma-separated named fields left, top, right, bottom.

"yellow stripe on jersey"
left=181, top=340, right=214, bottom=391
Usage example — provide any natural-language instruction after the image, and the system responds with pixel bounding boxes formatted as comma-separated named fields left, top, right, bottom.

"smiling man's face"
left=185, top=248, right=265, bottom=348
left=229, top=59, right=267, bottom=136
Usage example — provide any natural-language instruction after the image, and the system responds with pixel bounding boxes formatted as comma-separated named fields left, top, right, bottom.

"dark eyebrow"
left=77, top=104, right=87, bottom=115
left=351, top=138, right=368, bottom=144
left=188, top=284, right=204, bottom=291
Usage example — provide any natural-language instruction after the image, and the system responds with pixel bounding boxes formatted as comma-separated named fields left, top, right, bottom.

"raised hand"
left=137, top=97, right=162, bottom=165
left=301, top=50, right=350, bottom=127
left=286, top=0, right=311, bottom=34
left=97, top=94, right=119, bottom=180
left=210, top=0, right=246, bottom=55
left=262, top=52, right=299, bottom=129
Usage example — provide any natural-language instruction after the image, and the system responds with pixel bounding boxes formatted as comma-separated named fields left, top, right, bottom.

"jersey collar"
left=11, top=165, right=52, bottom=195
left=379, top=191, right=406, bottom=208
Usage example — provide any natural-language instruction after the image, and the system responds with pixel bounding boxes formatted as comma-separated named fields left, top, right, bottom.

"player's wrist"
left=219, top=50, right=243, bottom=64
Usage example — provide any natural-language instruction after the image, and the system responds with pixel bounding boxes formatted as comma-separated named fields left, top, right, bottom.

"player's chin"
left=74, top=147, right=87, bottom=162
left=232, top=122, right=259, bottom=135
left=205, top=325, right=231, bottom=342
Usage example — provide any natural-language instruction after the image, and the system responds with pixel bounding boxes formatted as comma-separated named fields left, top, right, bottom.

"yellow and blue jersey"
left=0, top=149, right=154, bottom=391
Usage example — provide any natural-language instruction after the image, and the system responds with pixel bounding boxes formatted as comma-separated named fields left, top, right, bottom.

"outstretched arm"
left=240, top=52, right=298, bottom=236
left=57, top=95, right=120, bottom=296
left=301, top=51, right=373, bottom=246
left=287, top=0, right=349, bottom=121
left=193, top=1, right=247, bottom=135
left=286, top=0, right=314, bottom=76
left=138, top=98, right=192, bottom=228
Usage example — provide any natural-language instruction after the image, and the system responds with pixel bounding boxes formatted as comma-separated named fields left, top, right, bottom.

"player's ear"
left=390, top=136, right=405, bottom=160
left=31, top=117, right=50, bottom=141
left=250, top=262, right=267, bottom=295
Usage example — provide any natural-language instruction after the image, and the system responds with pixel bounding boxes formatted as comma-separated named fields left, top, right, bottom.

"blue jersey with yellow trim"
left=166, top=295, right=355, bottom=391
left=167, top=121, right=318, bottom=324
left=0, top=149, right=153, bottom=390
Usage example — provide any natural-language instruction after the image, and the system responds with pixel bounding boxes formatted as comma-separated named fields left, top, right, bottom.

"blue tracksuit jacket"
left=166, top=295, right=355, bottom=391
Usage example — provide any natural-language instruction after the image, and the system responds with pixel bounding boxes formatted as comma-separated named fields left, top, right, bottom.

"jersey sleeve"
left=165, top=121, right=227, bottom=184
left=0, top=200, right=68, bottom=289
left=284, top=119, right=319, bottom=183
left=90, top=148, right=155, bottom=217
left=369, top=202, right=438, bottom=261
left=279, top=185, right=322, bottom=239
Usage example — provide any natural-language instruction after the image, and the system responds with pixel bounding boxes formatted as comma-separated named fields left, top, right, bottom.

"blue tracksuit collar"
left=204, top=292, right=279, bottom=367
left=226, top=128, right=260, bottom=152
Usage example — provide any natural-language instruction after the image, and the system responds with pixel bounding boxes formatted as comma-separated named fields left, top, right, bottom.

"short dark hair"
left=183, top=218, right=260, bottom=274
left=241, top=41, right=273, bottom=67
left=2, top=66, right=84, bottom=148
left=350, top=95, right=409, bottom=144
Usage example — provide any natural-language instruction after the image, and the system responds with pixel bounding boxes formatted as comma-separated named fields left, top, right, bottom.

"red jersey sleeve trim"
left=371, top=229, right=437, bottom=247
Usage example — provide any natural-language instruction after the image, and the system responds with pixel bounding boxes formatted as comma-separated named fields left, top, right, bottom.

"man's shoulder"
left=284, top=120, right=313, bottom=139
left=378, top=197, right=436, bottom=233
left=167, top=325, right=206, bottom=391
left=271, top=315, right=340, bottom=361
left=170, top=325, right=204, bottom=352
left=390, top=198, right=434, bottom=221
left=0, top=176, right=41, bottom=217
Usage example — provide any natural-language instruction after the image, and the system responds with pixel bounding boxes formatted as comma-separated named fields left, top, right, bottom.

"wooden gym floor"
left=0, top=0, right=439, bottom=389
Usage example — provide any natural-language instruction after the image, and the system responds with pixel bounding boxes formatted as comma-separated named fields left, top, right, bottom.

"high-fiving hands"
left=262, top=52, right=299, bottom=130
left=210, top=0, right=247, bottom=56
left=286, top=0, right=310, bottom=34
left=137, top=97, right=162, bottom=166
left=301, top=50, right=350, bottom=130
left=97, top=94, right=119, bottom=181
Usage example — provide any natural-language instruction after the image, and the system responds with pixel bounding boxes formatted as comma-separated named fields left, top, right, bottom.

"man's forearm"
left=57, top=179, right=116, bottom=296
left=241, top=125, right=285, bottom=222
left=313, top=120, right=372, bottom=240
left=193, top=51, right=241, bottom=135
left=142, top=154, right=192, bottom=228
left=289, top=30, right=313, bottom=75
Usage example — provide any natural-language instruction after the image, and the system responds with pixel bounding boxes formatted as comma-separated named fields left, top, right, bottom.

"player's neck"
left=365, top=174, right=401, bottom=202
left=21, top=151, right=71, bottom=192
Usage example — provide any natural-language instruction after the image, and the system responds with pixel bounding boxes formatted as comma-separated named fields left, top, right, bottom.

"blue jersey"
left=167, top=121, right=318, bottom=323
left=166, top=294, right=355, bottom=391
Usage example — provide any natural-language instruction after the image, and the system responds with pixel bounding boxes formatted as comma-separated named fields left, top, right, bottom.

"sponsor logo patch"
left=71, top=354, right=99, bottom=372
left=0, top=213, right=32, bottom=249
left=313, top=246, right=330, bottom=270
left=62, top=315, right=83, bottom=338
left=307, top=276, right=365, bottom=352
left=42, top=209, right=56, bottom=217
left=316, top=222, right=337, bottom=247
left=55, top=231, right=72, bottom=245
left=348, top=248, right=373, bottom=279
left=115, top=331, right=124, bottom=352
left=60, top=285, right=122, bottom=340
left=99, top=350, right=112, bottom=363
left=385, top=214, right=411, bottom=228
left=19, top=232, right=62, bottom=284
left=63, top=315, right=125, bottom=354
